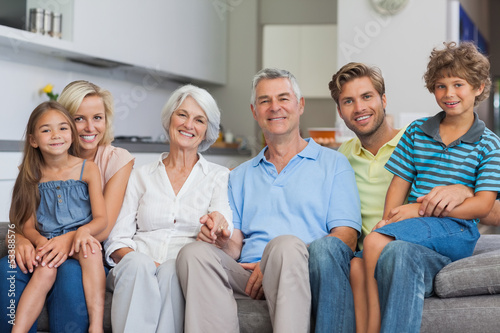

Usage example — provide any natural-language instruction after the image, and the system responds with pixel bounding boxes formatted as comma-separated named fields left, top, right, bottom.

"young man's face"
left=337, top=76, right=387, bottom=139
left=251, top=78, right=304, bottom=138
left=433, top=76, right=484, bottom=118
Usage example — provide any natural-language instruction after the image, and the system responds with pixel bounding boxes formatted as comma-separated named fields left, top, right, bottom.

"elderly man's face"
left=251, top=78, right=304, bottom=139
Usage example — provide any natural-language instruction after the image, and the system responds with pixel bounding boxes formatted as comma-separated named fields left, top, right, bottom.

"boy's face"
left=337, top=76, right=387, bottom=139
left=433, top=76, right=484, bottom=118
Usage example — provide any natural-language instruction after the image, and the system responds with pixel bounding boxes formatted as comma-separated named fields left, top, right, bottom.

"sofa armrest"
left=435, top=236, right=500, bottom=298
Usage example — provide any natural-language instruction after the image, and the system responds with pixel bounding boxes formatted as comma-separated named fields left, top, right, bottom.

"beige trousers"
left=176, top=235, right=311, bottom=333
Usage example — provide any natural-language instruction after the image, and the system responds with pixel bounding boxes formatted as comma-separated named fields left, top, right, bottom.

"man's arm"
left=327, top=226, right=358, bottom=252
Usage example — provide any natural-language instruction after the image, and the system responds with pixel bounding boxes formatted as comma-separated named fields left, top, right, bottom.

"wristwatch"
left=370, top=0, right=410, bottom=15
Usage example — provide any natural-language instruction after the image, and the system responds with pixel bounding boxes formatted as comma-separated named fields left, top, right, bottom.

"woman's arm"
left=95, top=159, right=134, bottom=242
left=73, top=161, right=107, bottom=257
left=103, top=169, right=142, bottom=266
left=207, top=169, right=233, bottom=233
left=219, top=228, right=244, bottom=260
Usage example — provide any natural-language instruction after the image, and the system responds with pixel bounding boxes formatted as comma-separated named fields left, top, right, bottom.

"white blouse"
left=104, top=152, right=233, bottom=266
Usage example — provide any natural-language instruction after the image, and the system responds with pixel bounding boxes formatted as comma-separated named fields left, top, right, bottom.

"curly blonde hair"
left=424, top=42, right=491, bottom=106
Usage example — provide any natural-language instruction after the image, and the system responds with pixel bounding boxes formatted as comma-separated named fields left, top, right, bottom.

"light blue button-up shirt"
left=229, top=138, right=361, bottom=263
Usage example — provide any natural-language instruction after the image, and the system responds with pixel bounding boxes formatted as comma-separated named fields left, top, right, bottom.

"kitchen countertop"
left=0, top=140, right=252, bottom=156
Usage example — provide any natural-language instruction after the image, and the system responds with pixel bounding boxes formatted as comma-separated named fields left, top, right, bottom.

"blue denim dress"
left=36, top=160, right=93, bottom=239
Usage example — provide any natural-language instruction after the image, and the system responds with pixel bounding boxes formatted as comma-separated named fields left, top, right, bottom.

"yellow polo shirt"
left=338, top=128, right=406, bottom=249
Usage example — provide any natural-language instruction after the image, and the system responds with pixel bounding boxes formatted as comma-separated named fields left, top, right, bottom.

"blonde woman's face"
left=73, top=96, right=106, bottom=154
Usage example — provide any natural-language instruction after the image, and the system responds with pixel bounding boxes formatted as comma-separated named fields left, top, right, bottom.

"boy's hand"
left=36, top=233, right=73, bottom=268
left=72, top=226, right=102, bottom=258
left=386, top=203, right=421, bottom=224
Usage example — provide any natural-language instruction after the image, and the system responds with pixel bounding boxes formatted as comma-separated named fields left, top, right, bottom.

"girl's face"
left=29, top=109, right=73, bottom=157
left=169, top=96, right=208, bottom=151
left=73, top=95, right=106, bottom=154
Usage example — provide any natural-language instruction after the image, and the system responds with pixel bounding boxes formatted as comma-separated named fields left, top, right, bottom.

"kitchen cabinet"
left=263, top=24, right=337, bottom=98
left=0, top=0, right=227, bottom=84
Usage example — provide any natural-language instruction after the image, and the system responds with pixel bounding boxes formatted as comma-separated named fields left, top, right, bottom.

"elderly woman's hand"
left=197, top=211, right=231, bottom=248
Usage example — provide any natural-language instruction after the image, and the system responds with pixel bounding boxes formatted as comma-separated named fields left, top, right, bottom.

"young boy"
left=363, top=42, right=500, bottom=333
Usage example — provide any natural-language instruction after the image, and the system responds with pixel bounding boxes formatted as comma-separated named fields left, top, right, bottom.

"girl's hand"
left=36, top=233, right=73, bottom=268
left=72, top=226, right=102, bottom=259
left=13, top=236, right=38, bottom=274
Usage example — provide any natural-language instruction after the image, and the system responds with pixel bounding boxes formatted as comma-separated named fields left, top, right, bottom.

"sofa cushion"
left=421, top=294, right=500, bottom=333
left=435, top=236, right=500, bottom=298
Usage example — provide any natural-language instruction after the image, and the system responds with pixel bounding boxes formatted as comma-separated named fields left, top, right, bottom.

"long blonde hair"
left=10, top=101, right=80, bottom=233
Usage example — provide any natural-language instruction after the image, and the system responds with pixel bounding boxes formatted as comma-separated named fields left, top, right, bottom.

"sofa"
left=1, top=221, right=499, bottom=332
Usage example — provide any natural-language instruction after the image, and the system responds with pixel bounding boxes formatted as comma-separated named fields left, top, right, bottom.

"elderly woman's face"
left=73, top=95, right=106, bottom=153
left=169, top=96, right=208, bottom=151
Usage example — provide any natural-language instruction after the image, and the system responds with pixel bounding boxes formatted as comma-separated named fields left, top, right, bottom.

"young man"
left=316, top=61, right=500, bottom=333
left=176, top=68, right=361, bottom=333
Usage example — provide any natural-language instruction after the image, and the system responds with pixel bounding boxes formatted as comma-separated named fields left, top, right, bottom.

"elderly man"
left=176, top=68, right=361, bottom=333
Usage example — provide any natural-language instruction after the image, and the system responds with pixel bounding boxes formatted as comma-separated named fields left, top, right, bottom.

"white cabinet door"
left=263, top=24, right=337, bottom=98
left=73, top=0, right=227, bottom=84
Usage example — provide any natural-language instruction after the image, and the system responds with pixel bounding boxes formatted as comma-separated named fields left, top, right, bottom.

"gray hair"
left=161, top=84, right=221, bottom=152
left=250, top=68, right=302, bottom=107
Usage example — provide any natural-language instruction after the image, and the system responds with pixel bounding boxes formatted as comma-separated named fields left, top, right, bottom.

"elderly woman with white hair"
left=104, top=84, right=233, bottom=333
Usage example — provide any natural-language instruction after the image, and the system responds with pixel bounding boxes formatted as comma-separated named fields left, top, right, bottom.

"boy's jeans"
left=376, top=241, right=451, bottom=333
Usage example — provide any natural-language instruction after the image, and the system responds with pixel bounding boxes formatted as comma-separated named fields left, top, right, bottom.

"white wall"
left=337, top=0, right=450, bottom=128
left=0, top=43, right=180, bottom=142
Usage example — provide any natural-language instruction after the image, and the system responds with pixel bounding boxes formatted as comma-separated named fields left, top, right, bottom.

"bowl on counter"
left=308, top=127, right=340, bottom=148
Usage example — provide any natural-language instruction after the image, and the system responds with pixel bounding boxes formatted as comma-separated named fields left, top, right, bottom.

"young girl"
left=10, top=101, right=107, bottom=333
left=363, top=42, right=500, bottom=333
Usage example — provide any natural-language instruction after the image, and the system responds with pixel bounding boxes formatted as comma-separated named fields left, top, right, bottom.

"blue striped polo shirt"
left=385, top=111, right=500, bottom=204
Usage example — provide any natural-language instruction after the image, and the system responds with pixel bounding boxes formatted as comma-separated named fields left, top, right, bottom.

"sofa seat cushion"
left=434, top=235, right=500, bottom=298
left=421, top=294, right=500, bottom=333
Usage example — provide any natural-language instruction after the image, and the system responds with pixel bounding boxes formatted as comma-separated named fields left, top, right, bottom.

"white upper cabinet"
left=0, top=0, right=227, bottom=84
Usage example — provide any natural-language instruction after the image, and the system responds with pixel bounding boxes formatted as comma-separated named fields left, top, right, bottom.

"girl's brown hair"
left=9, top=101, right=80, bottom=233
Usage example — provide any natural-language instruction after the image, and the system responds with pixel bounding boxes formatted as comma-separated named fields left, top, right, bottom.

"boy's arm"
left=382, top=175, right=412, bottom=220
left=373, top=175, right=413, bottom=230
left=447, top=191, right=497, bottom=220
left=480, top=200, right=500, bottom=226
